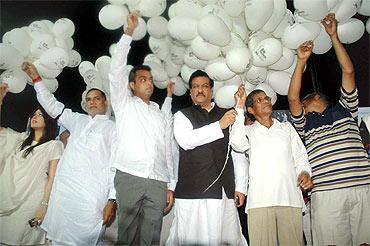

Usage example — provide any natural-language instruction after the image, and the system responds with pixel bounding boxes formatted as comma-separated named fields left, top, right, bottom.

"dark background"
left=0, top=0, right=369, bottom=132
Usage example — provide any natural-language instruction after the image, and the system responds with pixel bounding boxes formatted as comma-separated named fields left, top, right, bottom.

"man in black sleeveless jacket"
left=166, top=70, right=247, bottom=245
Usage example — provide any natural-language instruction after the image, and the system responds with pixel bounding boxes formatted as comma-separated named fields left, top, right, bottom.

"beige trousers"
left=248, top=206, right=303, bottom=246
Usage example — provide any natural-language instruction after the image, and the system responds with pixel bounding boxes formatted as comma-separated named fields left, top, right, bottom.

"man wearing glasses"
left=231, top=86, right=313, bottom=245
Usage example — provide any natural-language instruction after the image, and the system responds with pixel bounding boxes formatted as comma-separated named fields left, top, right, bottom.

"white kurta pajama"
left=167, top=106, right=248, bottom=245
left=34, top=82, right=117, bottom=246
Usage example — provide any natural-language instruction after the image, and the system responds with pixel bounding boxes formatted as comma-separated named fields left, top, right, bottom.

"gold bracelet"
left=40, top=201, right=48, bottom=206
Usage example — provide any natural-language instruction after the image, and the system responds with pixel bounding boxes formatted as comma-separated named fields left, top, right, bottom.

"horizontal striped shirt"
left=291, top=87, right=370, bottom=193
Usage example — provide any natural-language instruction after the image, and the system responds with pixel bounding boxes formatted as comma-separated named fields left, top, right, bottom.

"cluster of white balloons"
left=0, top=18, right=81, bottom=93
left=99, top=0, right=369, bottom=108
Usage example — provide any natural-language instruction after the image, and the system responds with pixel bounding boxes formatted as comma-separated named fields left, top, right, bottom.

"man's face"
left=303, top=94, right=327, bottom=114
left=247, top=91, right=272, bottom=118
left=129, top=69, right=154, bottom=101
left=190, top=76, right=213, bottom=106
left=85, top=90, right=107, bottom=117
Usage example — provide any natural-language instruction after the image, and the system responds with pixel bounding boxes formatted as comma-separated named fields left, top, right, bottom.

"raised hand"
left=297, top=41, right=314, bottom=62
left=321, top=13, right=337, bottom=37
left=167, top=80, right=174, bottom=97
left=219, top=109, right=237, bottom=129
left=22, top=62, right=40, bottom=81
left=0, top=83, right=8, bottom=104
left=125, top=10, right=140, bottom=36
left=234, top=85, right=247, bottom=109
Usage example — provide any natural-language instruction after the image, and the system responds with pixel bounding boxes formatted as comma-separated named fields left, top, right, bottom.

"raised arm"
left=161, top=81, right=174, bottom=121
left=321, top=13, right=355, bottom=92
left=22, top=62, right=78, bottom=131
left=109, top=11, right=138, bottom=115
left=288, top=41, right=313, bottom=116
left=0, top=83, right=9, bottom=131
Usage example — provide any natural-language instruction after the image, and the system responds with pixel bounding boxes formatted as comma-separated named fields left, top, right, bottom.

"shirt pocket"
left=83, top=131, right=104, bottom=151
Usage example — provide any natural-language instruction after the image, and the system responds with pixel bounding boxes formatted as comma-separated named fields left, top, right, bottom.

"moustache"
left=196, top=93, right=205, bottom=97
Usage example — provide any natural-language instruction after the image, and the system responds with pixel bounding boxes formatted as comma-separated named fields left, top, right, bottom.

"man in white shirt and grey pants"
left=109, top=12, right=177, bottom=245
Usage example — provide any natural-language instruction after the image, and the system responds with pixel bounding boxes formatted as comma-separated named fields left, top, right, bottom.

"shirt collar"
left=133, top=96, right=160, bottom=109
left=89, top=114, right=109, bottom=120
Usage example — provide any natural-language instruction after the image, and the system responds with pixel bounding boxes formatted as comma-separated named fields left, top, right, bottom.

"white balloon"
left=83, top=69, right=103, bottom=87
left=164, top=56, right=181, bottom=77
left=366, top=18, right=370, bottom=34
left=283, top=55, right=299, bottom=75
left=171, top=76, right=188, bottom=96
left=266, top=70, right=291, bottom=95
left=42, top=78, right=59, bottom=93
left=98, top=4, right=128, bottom=30
left=143, top=61, right=168, bottom=82
left=214, top=85, right=239, bottom=109
left=244, top=81, right=257, bottom=92
left=327, top=0, right=340, bottom=10
left=293, top=0, right=329, bottom=22
left=248, top=30, right=271, bottom=51
left=55, top=37, right=74, bottom=50
left=245, top=66, right=268, bottom=85
left=191, top=36, right=221, bottom=61
left=221, top=33, right=246, bottom=55
left=168, top=16, right=198, bottom=41
left=30, top=34, right=56, bottom=58
left=172, top=0, right=202, bottom=19
left=231, top=15, right=250, bottom=41
left=226, top=47, right=252, bottom=74
left=220, top=0, right=245, bottom=17
left=199, top=0, right=218, bottom=4
left=95, top=56, right=112, bottom=81
left=138, top=0, right=166, bottom=17
left=183, top=47, right=208, bottom=69
left=147, top=16, right=168, bottom=39
left=34, top=59, right=62, bottom=79
left=358, top=0, right=370, bottom=16
left=254, top=82, right=277, bottom=105
left=262, top=0, right=287, bottom=33
left=28, top=21, right=50, bottom=38
left=52, top=18, right=75, bottom=38
left=153, top=80, right=168, bottom=89
left=269, top=47, right=295, bottom=70
left=131, top=17, right=147, bottom=41
left=205, top=57, right=235, bottom=81
left=272, top=10, right=294, bottom=38
left=109, top=43, right=117, bottom=56
left=244, top=0, right=274, bottom=31
left=6, top=28, right=32, bottom=57
left=67, top=50, right=81, bottom=68
left=0, top=43, right=24, bottom=70
left=331, top=0, right=360, bottom=22
left=79, top=61, right=95, bottom=76
left=180, top=64, right=197, bottom=83
left=222, top=75, right=243, bottom=86
left=40, top=47, right=69, bottom=70
left=41, top=20, right=54, bottom=31
left=170, top=45, right=185, bottom=65
left=313, top=24, right=332, bottom=54
left=337, top=18, right=365, bottom=44
left=252, top=38, right=283, bottom=67
left=148, top=37, right=171, bottom=60
left=201, top=5, right=233, bottom=30
left=212, top=81, right=225, bottom=97
left=108, top=0, right=127, bottom=5
left=144, top=53, right=162, bottom=64
left=198, top=15, right=231, bottom=46
left=282, top=22, right=321, bottom=49
left=0, top=69, right=27, bottom=93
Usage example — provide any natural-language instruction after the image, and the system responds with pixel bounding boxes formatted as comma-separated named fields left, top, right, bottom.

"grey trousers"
left=114, top=171, right=167, bottom=246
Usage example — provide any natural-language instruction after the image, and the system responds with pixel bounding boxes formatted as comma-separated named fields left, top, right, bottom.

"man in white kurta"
left=231, top=86, right=313, bottom=245
left=23, top=63, right=117, bottom=246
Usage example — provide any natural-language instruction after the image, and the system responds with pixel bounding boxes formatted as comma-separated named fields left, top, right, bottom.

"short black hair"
left=245, top=89, right=266, bottom=121
left=302, top=92, right=330, bottom=106
left=188, top=70, right=214, bottom=89
left=86, top=88, right=107, bottom=101
left=129, top=65, right=152, bottom=82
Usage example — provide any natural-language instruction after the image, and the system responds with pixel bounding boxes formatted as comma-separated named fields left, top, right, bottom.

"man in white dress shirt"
left=231, top=85, right=313, bottom=245
left=166, top=70, right=248, bottom=245
left=22, top=62, right=117, bottom=245
left=109, top=12, right=177, bottom=245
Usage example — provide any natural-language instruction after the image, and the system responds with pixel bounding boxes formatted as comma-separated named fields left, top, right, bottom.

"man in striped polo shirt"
left=288, top=13, right=370, bottom=245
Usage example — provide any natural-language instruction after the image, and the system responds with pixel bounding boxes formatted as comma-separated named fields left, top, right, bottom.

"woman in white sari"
left=0, top=83, right=63, bottom=245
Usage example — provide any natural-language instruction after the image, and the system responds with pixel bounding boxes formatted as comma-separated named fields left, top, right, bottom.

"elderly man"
left=288, top=13, right=370, bottom=245
left=231, top=85, right=313, bottom=246
left=166, top=70, right=248, bottom=245
left=22, top=62, right=117, bottom=246
left=109, top=12, right=177, bottom=245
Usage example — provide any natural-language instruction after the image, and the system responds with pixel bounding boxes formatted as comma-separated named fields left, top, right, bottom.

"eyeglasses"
left=253, top=96, right=271, bottom=104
